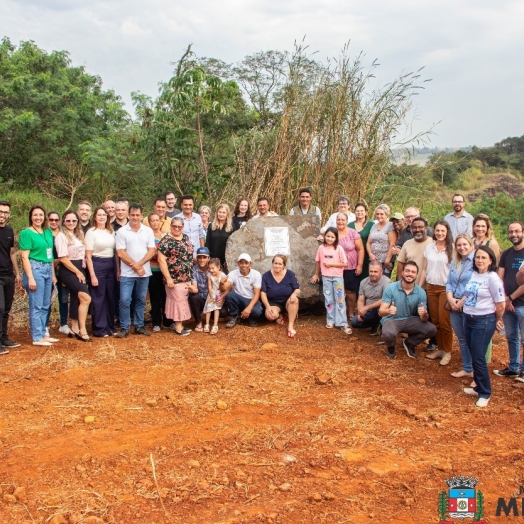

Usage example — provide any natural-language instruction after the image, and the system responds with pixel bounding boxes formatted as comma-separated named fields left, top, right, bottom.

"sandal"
left=287, top=329, right=296, bottom=338
left=325, top=324, right=334, bottom=329
left=194, top=325, right=204, bottom=332
left=203, top=325, right=210, bottom=333
left=341, top=326, right=352, bottom=335
left=78, top=332, right=92, bottom=343
left=210, top=326, right=219, bottom=335
left=276, top=315, right=286, bottom=325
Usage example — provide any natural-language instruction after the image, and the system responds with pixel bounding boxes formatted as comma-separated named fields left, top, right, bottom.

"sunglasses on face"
left=48, top=218, right=60, bottom=222
left=65, top=219, right=78, bottom=223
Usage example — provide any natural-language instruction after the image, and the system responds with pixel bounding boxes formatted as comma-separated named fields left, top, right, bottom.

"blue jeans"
left=463, top=312, right=496, bottom=399
left=224, top=291, right=263, bottom=318
left=23, top=261, right=53, bottom=342
left=351, top=309, right=380, bottom=330
left=323, top=276, right=347, bottom=327
left=119, top=276, right=149, bottom=330
left=502, top=307, right=524, bottom=373
left=449, top=310, right=473, bottom=373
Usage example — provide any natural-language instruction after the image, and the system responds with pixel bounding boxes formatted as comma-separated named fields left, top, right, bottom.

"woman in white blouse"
left=85, top=206, right=116, bottom=337
left=419, top=220, right=454, bottom=365
left=55, top=210, right=92, bottom=342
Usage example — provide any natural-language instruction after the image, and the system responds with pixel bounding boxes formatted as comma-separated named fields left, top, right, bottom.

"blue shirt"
left=445, top=253, right=474, bottom=298
left=380, top=280, right=427, bottom=324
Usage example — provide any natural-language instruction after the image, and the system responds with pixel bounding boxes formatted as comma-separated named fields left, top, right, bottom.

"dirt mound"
left=467, top=173, right=524, bottom=202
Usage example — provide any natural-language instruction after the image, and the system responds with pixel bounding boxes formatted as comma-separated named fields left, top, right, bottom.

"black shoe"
left=114, top=329, right=129, bottom=338
left=424, top=342, right=438, bottom=352
left=174, top=328, right=191, bottom=337
left=386, top=346, right=396, bottom=359
left=2, top=339, right=20, bottom=348
left=0, top=346, right=9, bottom=356
left=493, top=367, right=519, bottom=377
left=515, top=372, right=524, bottom=383
left=403, top=340, right=416, bottom=358
left=226, top=315, right=238, bottom=329
left=134, top=327, right=151, bottom=336
left=369, top=325, right=381, bottom=336
left=248, top=319, right=258, bottom=327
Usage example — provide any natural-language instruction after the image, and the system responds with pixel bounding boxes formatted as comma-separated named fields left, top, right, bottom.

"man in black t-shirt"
left=494, top=221, right=524, bottom=380
left=0, top=201, right=21, bottom=354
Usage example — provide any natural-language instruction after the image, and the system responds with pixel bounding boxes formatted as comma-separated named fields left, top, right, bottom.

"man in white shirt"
left=114, top=204, right=156, bottom=337
left=221, top=253, right=263, bottom=328
left=175, top=195, right=205, bottom=252
left=252, top=197, right=279, bottom=219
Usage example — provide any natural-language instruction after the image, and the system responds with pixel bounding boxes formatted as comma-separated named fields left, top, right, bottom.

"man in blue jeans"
left=114, top=204, right=156, bottom=338
left=495, top=221, right=524, bottom=381
left=221, top=253, right=263, bottom=328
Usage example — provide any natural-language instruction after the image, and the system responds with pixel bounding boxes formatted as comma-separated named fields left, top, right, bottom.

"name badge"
left=47, top=248, right=52, bottom=260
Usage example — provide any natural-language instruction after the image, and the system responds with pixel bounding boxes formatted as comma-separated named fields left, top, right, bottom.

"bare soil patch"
left=1, top=313, right=523, bottom=523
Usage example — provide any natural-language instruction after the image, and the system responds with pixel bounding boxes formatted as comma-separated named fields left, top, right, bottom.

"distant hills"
left=392, top=146, right=472, bottom=166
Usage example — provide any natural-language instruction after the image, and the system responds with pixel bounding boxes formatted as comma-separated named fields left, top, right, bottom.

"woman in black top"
left=232, top=198, right=252, bottom=231
left=205, top=204, right=234, bottom=273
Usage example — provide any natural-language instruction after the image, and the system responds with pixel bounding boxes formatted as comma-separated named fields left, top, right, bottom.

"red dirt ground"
left=1, top=310, right=523, bottom=523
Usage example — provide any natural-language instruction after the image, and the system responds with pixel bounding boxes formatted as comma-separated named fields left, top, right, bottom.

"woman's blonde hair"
left=211, top=204, right=233, bottom=232
left=453, top=233, right=474, bottom=268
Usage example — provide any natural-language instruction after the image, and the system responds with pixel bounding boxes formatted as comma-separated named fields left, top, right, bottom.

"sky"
left=2, top=0, right=523, bottom=148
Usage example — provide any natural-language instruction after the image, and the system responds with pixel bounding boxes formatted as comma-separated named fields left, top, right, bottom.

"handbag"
left=444, top=259, right=470, bottom=311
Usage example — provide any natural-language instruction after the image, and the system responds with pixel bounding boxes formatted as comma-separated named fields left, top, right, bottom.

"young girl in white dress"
left=203, top=258, right=226, bottom=335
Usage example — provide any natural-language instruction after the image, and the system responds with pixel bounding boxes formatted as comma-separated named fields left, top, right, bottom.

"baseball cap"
left=390, top=212, right=405, bottom=221
left=196, top=247, right=210, bottom=256
left=238, top=253, right=252, bottom=262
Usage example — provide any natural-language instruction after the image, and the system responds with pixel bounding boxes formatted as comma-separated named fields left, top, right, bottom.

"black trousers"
left=59, top=260, right=89, bottom=321
left=89, top=257, right=115, bottom=337
left=0, top=273, right=14, bottom=342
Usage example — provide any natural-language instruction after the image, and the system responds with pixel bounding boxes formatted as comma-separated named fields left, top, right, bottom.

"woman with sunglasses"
left=157, top=217, right=194, bottom=336
left=45, top=211, right=71, bottom=336
left=462, top=245, right=505, bottom=408
left=20, top=205, right=57, bottom=346
left=54, top=210, right=92, bottom=342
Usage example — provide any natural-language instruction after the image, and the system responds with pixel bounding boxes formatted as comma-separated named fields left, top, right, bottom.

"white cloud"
left=1, top=0, right=522, bottom=146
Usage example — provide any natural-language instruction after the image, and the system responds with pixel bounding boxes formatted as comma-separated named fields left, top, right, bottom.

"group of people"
left=1, top=188, right=524, bottom=409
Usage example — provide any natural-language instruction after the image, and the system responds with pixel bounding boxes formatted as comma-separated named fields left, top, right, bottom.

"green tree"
left=0, top=38, right=128, bottom=187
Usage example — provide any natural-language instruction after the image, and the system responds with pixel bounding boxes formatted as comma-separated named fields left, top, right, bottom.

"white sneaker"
left=152, top=325, right=161, bottom=332
left=59, top=325, right=72, bottom=335
left=463, top=387, right=478, bottom=397
left=476, top=397, right=490, bottom=408
left=33, top=340, right=52, bottom=347
left=45, top=328, right=50, bottom=338
left=43, top=337, right=59, bottom=343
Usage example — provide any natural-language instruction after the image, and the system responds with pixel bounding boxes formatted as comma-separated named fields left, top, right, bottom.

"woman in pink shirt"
left=310, top=227, right=352, bottom=334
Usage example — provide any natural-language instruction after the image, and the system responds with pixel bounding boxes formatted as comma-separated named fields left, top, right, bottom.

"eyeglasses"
left=452, top=200, right=464, bottom=204
left=48, top=218, right=60, bottom=222
left=171, top=225, right=183, bottom=229
left=0, top=211, right=10, bottom=215
left=65, top=219, right=78, bottom=223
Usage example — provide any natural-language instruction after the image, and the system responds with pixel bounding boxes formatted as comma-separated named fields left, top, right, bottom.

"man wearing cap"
left=289, top=188, right=321, bottom=220
left=385, top=212, right=405, bottom=274
left=221, top=253, right=263, bottom=328
left=188, top=247, right=227, bottom=331
left=397, top=207, right=433, bottom=249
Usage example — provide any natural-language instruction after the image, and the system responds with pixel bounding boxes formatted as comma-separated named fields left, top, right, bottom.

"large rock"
left=226, top=215, right=321, bottom=304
